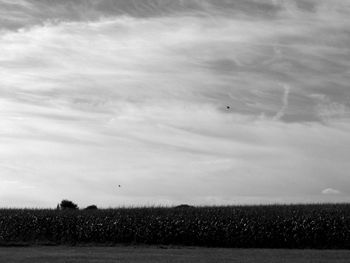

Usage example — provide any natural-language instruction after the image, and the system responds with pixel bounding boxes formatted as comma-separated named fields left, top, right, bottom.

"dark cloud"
left=0, top=0, right=310, bottom=31
left=295, top=0, right=317, bottom=12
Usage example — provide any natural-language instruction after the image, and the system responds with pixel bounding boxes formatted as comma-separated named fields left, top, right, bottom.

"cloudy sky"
left=1, top=0, right=350, bottom=208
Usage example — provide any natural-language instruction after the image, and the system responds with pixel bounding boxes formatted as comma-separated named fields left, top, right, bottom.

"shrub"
left=59, top=200, right=78, bottom=210
left=85, top=205, right=98, bottom=210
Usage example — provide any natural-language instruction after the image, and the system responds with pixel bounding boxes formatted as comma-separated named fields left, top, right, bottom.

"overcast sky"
left=1, top=0, right=350, bottom=208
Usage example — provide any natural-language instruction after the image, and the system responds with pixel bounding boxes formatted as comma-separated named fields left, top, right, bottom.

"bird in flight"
left=118, top=185, right=121, bottom=188
left=226, top=106, right=230, bottom=109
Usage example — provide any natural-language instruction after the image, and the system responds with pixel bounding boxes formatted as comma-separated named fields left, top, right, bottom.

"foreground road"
left=0, top=246, right=349, bottom=263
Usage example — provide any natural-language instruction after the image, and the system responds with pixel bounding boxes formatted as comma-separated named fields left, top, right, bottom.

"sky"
left=0, top=0, right=350, bottom=208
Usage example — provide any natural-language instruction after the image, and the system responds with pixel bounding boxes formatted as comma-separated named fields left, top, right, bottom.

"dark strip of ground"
left=0, top=246, right=349, bottom=263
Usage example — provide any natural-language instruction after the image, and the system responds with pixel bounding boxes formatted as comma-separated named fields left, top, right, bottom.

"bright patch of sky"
left=0, top=0, right=350, bottom=207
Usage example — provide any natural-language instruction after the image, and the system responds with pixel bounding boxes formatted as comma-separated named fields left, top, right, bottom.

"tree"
left=85, top=205, right=98, bottom=210
left=59, top=199, right=78, bottom=210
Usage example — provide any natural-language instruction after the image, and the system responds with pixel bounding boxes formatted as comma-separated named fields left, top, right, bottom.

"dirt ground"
left=0, top=246, right=349, bottom=263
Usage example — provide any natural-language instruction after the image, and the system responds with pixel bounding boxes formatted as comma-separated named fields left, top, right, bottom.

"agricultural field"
left=0, top=204, right=349, bottom=249
left=1, top=246, right=350, bottom=263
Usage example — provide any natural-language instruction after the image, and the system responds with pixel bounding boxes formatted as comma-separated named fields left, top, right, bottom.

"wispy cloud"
left=273, top=84, right=290, bottom=120
left=0, top=0, right=349, bottom=207
left=322, top=188, right=341, bottom=195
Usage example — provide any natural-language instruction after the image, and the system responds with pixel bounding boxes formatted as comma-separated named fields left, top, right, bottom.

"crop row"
left=0, top=204, right=349, bottom=248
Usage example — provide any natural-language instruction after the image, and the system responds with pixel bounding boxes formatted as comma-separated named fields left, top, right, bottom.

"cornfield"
left=0, top=204, right=349, bottom=248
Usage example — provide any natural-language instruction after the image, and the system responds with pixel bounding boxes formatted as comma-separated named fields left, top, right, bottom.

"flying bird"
left=226, top=106, right=230, bottom=109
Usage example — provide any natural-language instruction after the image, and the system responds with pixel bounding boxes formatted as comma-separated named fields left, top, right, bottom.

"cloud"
left=0, top=179, right=36, bottom=191
left=322, top=188, right=341, bottom=195
left=0, top=0, right=350, bottom=207
left=1, top=6, right=349, bottom=122
left=273, top=84, right=290, bottom=120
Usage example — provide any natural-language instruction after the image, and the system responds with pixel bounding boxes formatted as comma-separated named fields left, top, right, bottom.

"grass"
left=0, top=246, right=349, bottom=263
